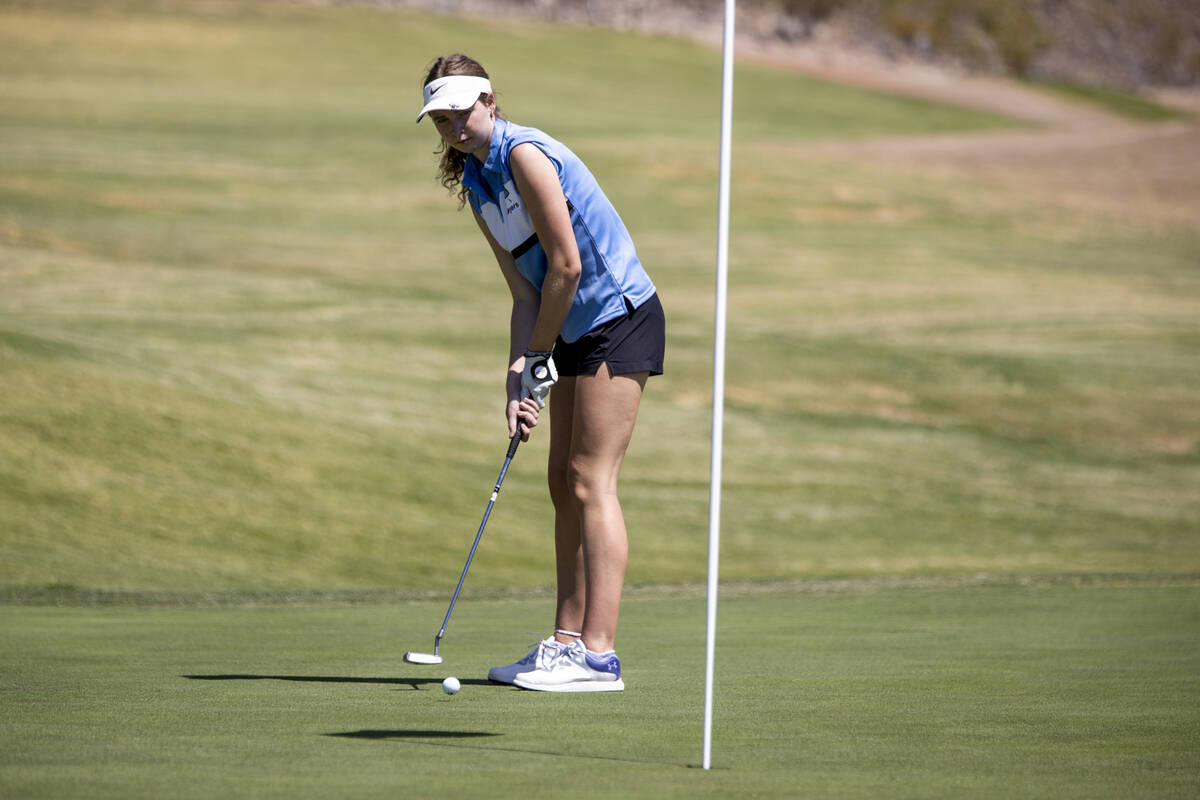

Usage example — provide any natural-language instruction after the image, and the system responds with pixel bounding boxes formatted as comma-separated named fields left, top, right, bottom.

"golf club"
left=404, top=426, right=524, bottom=665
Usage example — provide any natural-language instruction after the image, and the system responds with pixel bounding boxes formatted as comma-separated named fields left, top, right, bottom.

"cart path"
left=747, top=45, right=1200, bottom=230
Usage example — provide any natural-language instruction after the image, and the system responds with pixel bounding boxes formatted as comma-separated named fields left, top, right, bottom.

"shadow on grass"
left=331, top=729, right=500, bottom=740
left=327, top=729, right=701, bottom=768
left=183, top=674, right=497, bottom=689
left=186, top=675, right=701, bottom=767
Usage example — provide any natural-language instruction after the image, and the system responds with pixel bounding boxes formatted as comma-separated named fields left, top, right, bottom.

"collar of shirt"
left=462, top=118, right=509, bottom=203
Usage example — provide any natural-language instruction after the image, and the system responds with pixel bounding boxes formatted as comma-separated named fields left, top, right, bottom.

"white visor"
left=416, top=75, right=492, bottom=122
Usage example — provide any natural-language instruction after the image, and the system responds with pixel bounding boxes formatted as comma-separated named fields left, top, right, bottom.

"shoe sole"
left=512, top=677, right=625, bottom=693
left=489, top=664, right=535, bottom=685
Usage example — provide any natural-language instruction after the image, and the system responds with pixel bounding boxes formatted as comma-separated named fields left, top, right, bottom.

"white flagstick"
left=703, top=0, right=736, bottom=773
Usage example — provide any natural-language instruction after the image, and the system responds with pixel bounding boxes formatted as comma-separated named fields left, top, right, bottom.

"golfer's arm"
left=473, top=211, right=540, bottom=395
left=510, top=143, right=580, bottom=354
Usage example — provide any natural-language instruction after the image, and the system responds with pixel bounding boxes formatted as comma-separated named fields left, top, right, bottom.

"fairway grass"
left=3, top=0, right=1198, bottom=593
left=2, top=582, right=1197, bottom=798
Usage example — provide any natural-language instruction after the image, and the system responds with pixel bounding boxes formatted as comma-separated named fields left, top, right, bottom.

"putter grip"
left=507, top=426, right=523, bottom=459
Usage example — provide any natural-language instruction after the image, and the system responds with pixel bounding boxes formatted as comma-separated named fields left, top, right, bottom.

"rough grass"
left=1031, top=79, right=1190, bottom=121
left=1, top=0, right=1198, bottom=596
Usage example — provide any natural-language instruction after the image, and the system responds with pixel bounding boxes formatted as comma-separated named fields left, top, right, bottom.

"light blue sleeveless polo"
left=463, top=119, right=656, bottom=343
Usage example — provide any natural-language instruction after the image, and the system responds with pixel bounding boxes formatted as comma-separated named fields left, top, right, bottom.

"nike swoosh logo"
left=429, top=85, right=443, bottom=95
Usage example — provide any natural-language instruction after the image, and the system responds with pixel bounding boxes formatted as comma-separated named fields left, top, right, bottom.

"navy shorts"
left=553, top=294, right=665, bottom=378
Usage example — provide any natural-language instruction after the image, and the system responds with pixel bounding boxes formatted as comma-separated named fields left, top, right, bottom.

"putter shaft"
left=424, top=428, right=523, bottom=658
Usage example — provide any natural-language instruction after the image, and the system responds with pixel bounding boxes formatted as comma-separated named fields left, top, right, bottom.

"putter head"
left=403, top=651, right=443, bottom=665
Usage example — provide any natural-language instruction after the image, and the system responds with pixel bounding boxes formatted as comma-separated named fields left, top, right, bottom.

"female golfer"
left=417, top=54, right=664, bottom=692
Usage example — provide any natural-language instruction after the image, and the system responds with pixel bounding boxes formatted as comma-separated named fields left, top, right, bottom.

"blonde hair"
left=423, top=54, right=501, bottom=209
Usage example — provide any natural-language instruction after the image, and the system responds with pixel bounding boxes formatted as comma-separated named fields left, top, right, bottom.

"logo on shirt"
left=502, top=187, right=521, bottom=215
left=479, top=179, right=536, bottom=253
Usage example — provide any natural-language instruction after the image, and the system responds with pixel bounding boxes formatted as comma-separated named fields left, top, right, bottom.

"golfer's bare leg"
left=570, top=363, right=647, bottom=653
left=547, top=376, right=586, bottom=641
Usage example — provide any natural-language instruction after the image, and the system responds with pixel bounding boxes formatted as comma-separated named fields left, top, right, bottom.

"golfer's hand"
left=507, top=396, right=540, bottom=441
left=521, top=351, right=558, bottom=409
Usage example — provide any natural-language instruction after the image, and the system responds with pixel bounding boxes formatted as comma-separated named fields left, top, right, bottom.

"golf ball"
left=442, top=676, right=461, bottom=695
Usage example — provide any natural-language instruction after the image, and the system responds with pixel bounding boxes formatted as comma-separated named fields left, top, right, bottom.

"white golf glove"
left=521, top=350, right=558, bottom=409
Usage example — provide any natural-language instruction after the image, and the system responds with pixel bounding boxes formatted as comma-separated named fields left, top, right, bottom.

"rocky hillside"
left=379, top=0, right=1200, bottom=88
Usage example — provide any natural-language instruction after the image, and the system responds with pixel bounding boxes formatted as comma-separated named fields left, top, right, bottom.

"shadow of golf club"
left=183, top=674, right=498, bottom=689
